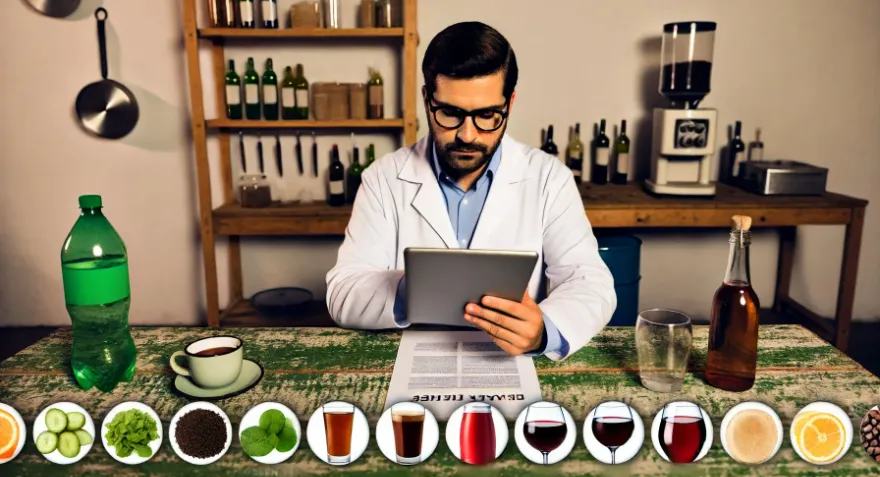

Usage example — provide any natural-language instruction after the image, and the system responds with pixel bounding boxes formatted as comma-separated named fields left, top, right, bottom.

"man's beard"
left=433, top=127, right=505, bottom=178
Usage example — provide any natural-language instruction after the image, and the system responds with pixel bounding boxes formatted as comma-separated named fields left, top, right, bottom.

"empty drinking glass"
left=635, top=309, right=693, bottom=393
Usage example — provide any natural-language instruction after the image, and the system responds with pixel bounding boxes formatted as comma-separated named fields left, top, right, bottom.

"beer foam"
left=392, top=411, right=424, bottom=421
left=725, top=409, right=778, bottom=464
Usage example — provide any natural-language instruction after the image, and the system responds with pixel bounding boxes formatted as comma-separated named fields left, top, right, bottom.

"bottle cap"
left=78, top=195, right=102, bottom=209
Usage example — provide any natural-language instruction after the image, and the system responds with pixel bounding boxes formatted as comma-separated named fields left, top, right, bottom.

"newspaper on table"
left=383, top=329, right=543, bottom=421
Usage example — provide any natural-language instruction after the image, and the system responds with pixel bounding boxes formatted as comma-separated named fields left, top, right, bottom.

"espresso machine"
left=645, top=21, right=718, bottom=196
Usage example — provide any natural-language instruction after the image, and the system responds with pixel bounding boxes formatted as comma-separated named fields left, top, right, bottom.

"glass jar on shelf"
left=238, top=173, right=272, bottom=208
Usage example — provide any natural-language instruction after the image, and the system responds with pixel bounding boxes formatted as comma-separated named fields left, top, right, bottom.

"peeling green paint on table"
left=1, top=325, right=879, bottom=476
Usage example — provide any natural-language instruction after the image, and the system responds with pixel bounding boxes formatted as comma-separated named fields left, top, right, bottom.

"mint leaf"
left=259, top=410, right=286, bottom=435
left=240, top=426, right=274, bottom=457
left=276, top=419, right=297, bottom=452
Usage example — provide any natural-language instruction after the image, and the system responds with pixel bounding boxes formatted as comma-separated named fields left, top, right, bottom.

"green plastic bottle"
left=61, top=195, right=136, bottom=392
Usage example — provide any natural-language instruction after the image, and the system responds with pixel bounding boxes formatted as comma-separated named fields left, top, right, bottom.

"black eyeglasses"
left=427, top=95, right=509, bottom=132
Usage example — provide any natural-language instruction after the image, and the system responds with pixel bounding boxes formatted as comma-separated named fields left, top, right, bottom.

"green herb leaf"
left=134, top=444, right=152, bottom=458
left=104, top=408, right=158, bottom=459
left=259, top=409, right=286, bottom=435
left=276, top=419, right=298, bottom=452
left=240, top=426, right=274, bottom=457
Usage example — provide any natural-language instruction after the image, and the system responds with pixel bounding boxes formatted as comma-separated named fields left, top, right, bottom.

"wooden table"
left=1, top=325, right=878, bottom=475
left=213, top=182, right=868, bottom=352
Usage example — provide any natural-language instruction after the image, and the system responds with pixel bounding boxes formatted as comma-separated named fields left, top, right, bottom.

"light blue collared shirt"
left=393, top=143, right=569, bottom=357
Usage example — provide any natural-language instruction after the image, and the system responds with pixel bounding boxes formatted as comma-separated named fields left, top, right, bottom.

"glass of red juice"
left=523, top=402, right=567, bottom=464
left=460, top=403, right=495, bottom=465
left=658, top=402, right=707, bottom=463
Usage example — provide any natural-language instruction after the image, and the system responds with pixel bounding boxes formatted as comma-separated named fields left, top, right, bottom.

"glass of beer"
left=323, top=402, right=355, bottom=464
left=391, top=402, right=425, bottom=464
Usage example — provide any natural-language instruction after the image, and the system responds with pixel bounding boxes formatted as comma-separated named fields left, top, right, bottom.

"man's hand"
left=464, top=290, right=544, bottom=356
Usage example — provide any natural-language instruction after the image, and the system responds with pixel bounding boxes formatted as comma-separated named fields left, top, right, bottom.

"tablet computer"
left=403, top=247, right=540, bottom=327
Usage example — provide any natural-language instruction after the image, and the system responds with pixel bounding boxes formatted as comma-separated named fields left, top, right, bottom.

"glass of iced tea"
left=635, top=309, right=693, bottom=393
left=323, top=402, right=355, bottom=464
left=391, top=402, right=425, bottom=464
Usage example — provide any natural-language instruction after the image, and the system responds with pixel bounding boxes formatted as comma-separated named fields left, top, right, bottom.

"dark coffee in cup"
left=194, top=346, right=236, bottom=357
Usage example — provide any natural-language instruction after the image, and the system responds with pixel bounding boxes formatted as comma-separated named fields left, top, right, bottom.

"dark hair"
left=422, top=22, right=518, bottom=99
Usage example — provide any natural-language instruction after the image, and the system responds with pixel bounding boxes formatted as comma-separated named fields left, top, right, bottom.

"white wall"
left=1, top=0, right=877, bottom=327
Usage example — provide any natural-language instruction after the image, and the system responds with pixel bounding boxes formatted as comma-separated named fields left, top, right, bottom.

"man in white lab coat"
left=326, top=22, right=616, bottom=361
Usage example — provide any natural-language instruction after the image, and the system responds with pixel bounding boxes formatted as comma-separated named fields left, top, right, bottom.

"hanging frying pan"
left=24, top=0, right=81, bottom=18
left=75, top=8, right=139, bottom=140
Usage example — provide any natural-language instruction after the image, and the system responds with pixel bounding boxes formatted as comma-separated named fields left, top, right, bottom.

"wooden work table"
left=214, top=182, right=868, bottom=352
left=1, top=325, right=878, bottom=475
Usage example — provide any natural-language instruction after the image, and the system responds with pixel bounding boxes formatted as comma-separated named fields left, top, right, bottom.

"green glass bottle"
left=244, top=57, right=261, bottom=120
left=368, top=68, right=384, bottom=119
left=347, top=134, right=363, bottom=203
left=225, top=59, right=242, bottom=120
left=293, top=63, right=310, bottom=120
left=281, top=66, right=296, bottom=120
left=61, top=195, right=136, bottom=392
left=262, top=58, right=279, bottom=120
left=365, top=143, right=375, bottom=168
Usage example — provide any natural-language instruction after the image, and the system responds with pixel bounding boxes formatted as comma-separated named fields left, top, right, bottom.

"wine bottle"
left=281, top=66, right=296, bottom=120
left=541, top=125, right=558, bottom=156
left=262, top=58, right=279, bottom=120
left=239, top=0, right=255, bottom=28
left=566, top=123, right=584, bottom=184
left=591, top=119, right=610, bottom=185
left=612, top=119, right=630, bottom=184
left=365, top=143, right=376, bottom=168
left=294, top=63, right=310, bottom=120
left=261, top=0, right=278, bottom=28
left=749, top=128, right=764, bottom=161
left=220, top=0, right=238, bottom=27
left=367, top=68, right=385, bottom=119
left=225, top=59, right=242, bottom=120
left=328, top=145, right=346, bottom=207
left=208, top=0, right=221, bottom=26
left=706, top=215, right=759, bottom=392
left=347, top=134, right=363, bottom=203
left=729, top=121, right=746, bottom=179
left=243, top=57, right=261, bottom=120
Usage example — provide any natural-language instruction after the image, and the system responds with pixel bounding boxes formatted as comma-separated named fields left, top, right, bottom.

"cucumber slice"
left=58, top=432, right=81, bottom=458
left=36, top=431, right=59, bottom=454
left=66, top=412, right=86, bottom=431
left=74, top=429, right=92, bottom=446
left=45, top=408, right=68, bottom=433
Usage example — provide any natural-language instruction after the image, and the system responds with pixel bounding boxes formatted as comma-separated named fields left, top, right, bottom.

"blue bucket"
left=596, top=234, right=642, bottom=326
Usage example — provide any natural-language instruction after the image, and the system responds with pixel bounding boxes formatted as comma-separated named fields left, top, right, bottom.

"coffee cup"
left=169, top=336, right=243, bottom=388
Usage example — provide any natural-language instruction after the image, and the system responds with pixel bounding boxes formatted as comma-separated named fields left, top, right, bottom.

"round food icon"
left=790, top=402, right=852, bottom=465
left=719, top=402, right=783, bottom=465
left=33, top=402, right=96, bottom=465
left=859, top=405, right=880, bottom=464
left=375, top=402, right=440, bottom=465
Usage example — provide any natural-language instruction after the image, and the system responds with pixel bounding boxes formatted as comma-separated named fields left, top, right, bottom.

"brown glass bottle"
left=705, top=222, right=760, bottom=392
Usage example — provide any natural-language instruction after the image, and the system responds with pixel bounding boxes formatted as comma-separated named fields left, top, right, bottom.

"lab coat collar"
left=398, top=134, right=533, bottom=249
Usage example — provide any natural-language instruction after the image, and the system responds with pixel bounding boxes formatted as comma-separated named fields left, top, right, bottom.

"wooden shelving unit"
left=206, top=118, right=406, bottom=130
left=181, top=0, right=419, bottom=327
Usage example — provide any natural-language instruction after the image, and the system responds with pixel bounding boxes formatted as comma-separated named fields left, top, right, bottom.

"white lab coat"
left=325, top=134, right=617, bottom=361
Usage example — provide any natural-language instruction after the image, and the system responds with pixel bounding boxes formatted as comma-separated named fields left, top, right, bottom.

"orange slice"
left=791, top=411, right=817, bottom=438
left=0, top=409, right=19, bottom=459
left=797, top=413, right=846, bottom=463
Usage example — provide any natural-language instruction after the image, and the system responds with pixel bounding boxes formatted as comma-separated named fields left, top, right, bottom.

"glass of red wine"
left=523, top=402, right=567, bottom=465
left=460, top=403, right=496, bottom=465
left=591, top=402, right=635, bottom=464
left=658, top=402, right=707, bottom=463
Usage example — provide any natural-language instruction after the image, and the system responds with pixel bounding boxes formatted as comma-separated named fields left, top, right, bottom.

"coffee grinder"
left=645, top=21, right=718, bottom=196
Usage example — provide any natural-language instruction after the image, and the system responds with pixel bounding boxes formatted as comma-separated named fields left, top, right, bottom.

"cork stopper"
left=732, top=215, right=753, bottom=231
left=731, top=215, right=752, bottom=246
